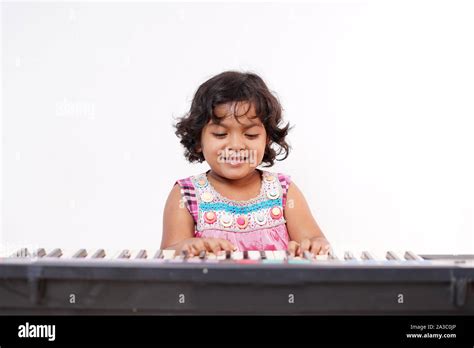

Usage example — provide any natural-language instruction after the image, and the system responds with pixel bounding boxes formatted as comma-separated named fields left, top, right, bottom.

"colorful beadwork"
left=193, top=171, right=287, bottom=233
left=204, top=211, right=217, bottom=224
left=270, top=206, right=283, bottom=219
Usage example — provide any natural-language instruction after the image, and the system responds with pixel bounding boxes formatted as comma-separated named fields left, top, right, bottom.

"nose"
left=227, top=132, right=246, bottom=152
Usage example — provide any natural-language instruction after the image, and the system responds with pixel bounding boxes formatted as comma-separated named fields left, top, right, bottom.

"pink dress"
left=176, top=169, right=291, bottom=251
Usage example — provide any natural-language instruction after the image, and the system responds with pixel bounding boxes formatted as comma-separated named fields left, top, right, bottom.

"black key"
left=225, top=250, right=232, bottom=260
left=260, top=250, right=267, bottom=260
left=344, top=251, right=355, bottom=260
left=46, top=248, right=62, bottom=258
left=91, top=249, right=106, bottom=259
left=35, top=248, right=46, bottom=258
left=361, top=251, right=374, bottom=261
left=181, top=249, right=189, bottom=259
left=11, top=248, right=30, bottom=258
left=72, top=249, right=88, bottom=258
left=386, top=251, right=400, bottom=261
left=135, top=250, right=147, bottom=259
left=243, top=250, right=249, bottom=259
left=153, top=250, right=163, bottom=259
left=118, top=250, right=131, bottom=259
left=404, top=251, right=421, bottom=260
left=199, top=250, right=207, bottom=259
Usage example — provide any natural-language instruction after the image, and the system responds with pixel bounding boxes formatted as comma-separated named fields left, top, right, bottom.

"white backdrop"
left=2, top=0, right=473, bottom=254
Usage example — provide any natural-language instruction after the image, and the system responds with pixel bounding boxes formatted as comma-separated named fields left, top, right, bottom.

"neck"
left=208, top=169, right=261, bottom=188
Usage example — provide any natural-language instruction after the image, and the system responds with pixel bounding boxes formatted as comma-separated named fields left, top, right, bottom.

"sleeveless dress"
left=176, top=169, right=291, bottom=251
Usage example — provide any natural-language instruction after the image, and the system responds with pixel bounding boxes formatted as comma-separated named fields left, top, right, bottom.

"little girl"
left=161, top=71, right=330, bottom=256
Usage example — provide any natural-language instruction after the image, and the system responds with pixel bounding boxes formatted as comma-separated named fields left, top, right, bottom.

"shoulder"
left=175, top=172, right=206, bottom=189
left=260, top=169, right=292, bottom=187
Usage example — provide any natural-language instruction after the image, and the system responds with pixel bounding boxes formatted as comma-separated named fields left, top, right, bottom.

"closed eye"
left=212, top=133, right=259, bottom=139
left=245, top=134, right=259, bottom=139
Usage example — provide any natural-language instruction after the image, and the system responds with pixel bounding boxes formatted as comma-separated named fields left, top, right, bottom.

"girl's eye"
left=245, top=134, right=259, bottom=139
left=212, top=133, right=227, bottom=138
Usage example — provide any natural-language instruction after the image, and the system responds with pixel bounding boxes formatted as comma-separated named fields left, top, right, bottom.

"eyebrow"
left=210, top=122, right=262, bottom=130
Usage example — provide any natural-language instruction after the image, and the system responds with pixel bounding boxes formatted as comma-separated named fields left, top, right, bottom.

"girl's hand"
left=180, top=237, right=237, bottom=256
left=287, top=236, right=331, bottom=257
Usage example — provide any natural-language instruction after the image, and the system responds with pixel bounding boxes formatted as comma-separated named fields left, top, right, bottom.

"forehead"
left=211, top=101, right=262, bottom=127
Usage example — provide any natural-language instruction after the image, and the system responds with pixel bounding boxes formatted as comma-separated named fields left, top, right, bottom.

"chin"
left=215, top=165, right=253, bottom=180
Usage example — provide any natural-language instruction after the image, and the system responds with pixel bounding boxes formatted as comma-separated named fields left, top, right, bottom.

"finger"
left=310, top=240, right=322, bottom=255
left=184, top=243, right=194, bottom=256
left=218, top=239, right=236, bottom=252
left=287, top=241, right=299, bottom=257
left=299, top=239, right=311, bottom=256
left=320, top=243, right=331, bottom=255
left=191, top=239, right=206, bottom=256
left=204, top=238, right=221, bottom=254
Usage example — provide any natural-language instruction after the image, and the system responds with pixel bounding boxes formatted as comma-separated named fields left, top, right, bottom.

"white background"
left=2, top=0, right=473, bottom=255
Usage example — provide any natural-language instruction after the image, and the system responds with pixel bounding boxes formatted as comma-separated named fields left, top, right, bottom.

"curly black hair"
left=175, top=71, right=291, bottom=167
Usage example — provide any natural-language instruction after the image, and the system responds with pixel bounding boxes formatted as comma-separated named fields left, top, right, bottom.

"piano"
left=0, top=248, right=473, bottom=314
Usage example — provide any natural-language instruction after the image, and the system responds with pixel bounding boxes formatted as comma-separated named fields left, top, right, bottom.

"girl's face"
left=199, top=101, right=267, bottom=180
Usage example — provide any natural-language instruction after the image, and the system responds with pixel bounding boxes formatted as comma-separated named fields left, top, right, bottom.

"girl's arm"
left=161, top=184, right=236, bottom=254
left=284, top=182, right=331, bottom=255
left=161, top=184, right=196, bottom=250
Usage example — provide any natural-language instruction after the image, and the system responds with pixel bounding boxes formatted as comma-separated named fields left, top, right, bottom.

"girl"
left=161, top=71, right=330, bottom=256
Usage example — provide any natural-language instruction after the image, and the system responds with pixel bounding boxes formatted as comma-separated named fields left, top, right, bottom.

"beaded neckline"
left=204, top=169, right=266, bottom=205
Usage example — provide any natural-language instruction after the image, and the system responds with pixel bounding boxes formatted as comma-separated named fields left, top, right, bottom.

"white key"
left=216, top=252, right=227, bottom=261
left=273, top=250, right=287, bottom=260
left=264, top=251, right=275, bottom=260
left=404, top=250, right=423, bottom=261
left=315, top=254, right=329, bottom=261
left=161, top=249, right=177, bottom=260
left=60, top=249, right=84, bottom=259
left=2, top=247, right=28, bottom=258
left=231, top=251, right=243, bottom=260
left=206, top=253, right=217, bottom=260
left=247, top=250, right=261, bottom=260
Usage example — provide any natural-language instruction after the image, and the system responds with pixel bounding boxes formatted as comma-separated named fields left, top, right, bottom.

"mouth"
left=223, top=156, right=248, bottom=164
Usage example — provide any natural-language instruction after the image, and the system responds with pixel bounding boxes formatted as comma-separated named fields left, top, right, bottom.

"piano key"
left=288, top=257, right=311, bottom=264
left=404, top=250, right=423, bottom=261
left=328, top=250, right=338, bottom=260
left=161, top=249, right=176, bottom=260
left=315, top=254, right=329, bottom=261
left=179, top=250, right=190, bottom=260
left=135, top=249, right=148, bottom=259
left=243, top=250, right=249, bottom=259
left=216, top=251, right=227, bottom=261
left=386, top=250, right=401, bottom=261
left=360, top=251, right=374, bottom=261
left=72, top=249, right=88, bottom=258
left=259, top=250, right=267, bottom=260
left=206, top=253, right=217, bottom=260
left=303, top=251, right=314, bottom=260
left=90, top=249, right=106, bottom=259
left=33, top=248, right=47, bottom=258
left=231, top=251, right=243, bottom=260
left=46, top=248, right=63, bottom=258
left=117, top=249, right=131, bottom=259
left=198, top=250, right=207, bottom=260
left=247, top=250, right=261, bottom=260
left=273, top=250, right=287, bottom=260
left=10, top=248, right=30, bottom=258
left=153, top=250, right=164, bottom=259
left=225, top=250, right=232, bottom=260
left=264, top=251, right=275, bottom=260
left=344, top=251, right=356, bottom=260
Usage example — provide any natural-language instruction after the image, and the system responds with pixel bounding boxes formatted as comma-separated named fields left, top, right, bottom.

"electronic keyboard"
left=1, top=247, right=473, bottom=314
